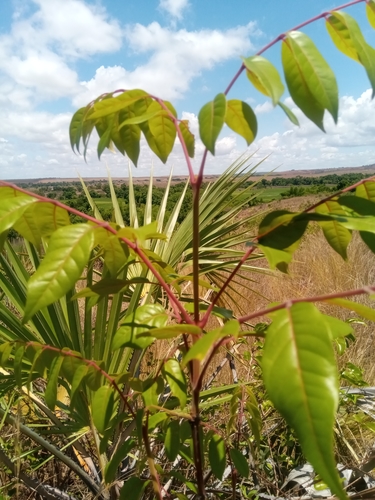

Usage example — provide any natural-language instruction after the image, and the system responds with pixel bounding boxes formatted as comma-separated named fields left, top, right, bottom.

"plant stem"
left=142, top=414, right=163, bottom=500
left=237, top=284, right=375, bottom=324
left=191, top=389, right=206, bottom=499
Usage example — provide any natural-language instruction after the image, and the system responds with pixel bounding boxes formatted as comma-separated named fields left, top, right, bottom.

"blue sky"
left=0, top=0, right=375, bottom=179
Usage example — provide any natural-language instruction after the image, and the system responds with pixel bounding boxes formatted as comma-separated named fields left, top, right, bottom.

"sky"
left=0, top=0, right=375, bottom=180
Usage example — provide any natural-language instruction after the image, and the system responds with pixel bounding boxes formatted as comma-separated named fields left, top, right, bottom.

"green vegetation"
left=1, top=2, right=375, bottom=500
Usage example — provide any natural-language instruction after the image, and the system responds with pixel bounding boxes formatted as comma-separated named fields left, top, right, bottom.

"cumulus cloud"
left=76, top=22, right=259, bottom=103
left=159, top=0, right=189, bottom=20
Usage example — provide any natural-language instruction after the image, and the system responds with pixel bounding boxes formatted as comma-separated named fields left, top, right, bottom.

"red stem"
left=0, top=181, right=193, bottom=325
left=224, top=0, right=365, bottom=95
left=237, top=284, right=375, bottom=324
left=25, top=342, right=137, bottom=418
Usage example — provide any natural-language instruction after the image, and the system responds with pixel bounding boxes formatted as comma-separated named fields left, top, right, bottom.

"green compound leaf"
left=179, top=120, right=195, bottom=158
left=24, top=224, right=97, bottom=322
left=225, top=100, right=257, bottom=146
left=315, top=200, right=352, bottom=259
left=327, top=12, right=375, bottom=97
left=198, top=93, right=227, bottom=154
left=162, top=358, right=187, bottom=408
left=92, top=385, right=115, bottom=434
left=356, top=181, right=375, bottom=202
left=243, top=55, right=285, bottom=105
left=282, top=31, right=338, bottom=129
left=262, top=303, right=347, bottom=500
left=45, top=355, right=64, bottom=410
left=209, top=434, right=226, bottom=480
left=367, top=0, right=375, bottom=29
left=165, top=420, right=180, bottom=461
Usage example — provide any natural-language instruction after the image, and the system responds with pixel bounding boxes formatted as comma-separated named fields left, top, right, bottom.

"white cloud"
left=159, top=0, right=189, bottom=20
left=77, top=22, right=259, bottom=103
left=248, top=89, right=375, bottom=171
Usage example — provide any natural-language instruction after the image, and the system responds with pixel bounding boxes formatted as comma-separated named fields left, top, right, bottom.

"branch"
left=237, top=284, right=375, bottom=324
left=224, top=0, right=365, bottom=95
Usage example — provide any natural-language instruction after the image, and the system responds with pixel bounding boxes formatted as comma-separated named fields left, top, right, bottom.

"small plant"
left=1, top=2, right=375, bottom=499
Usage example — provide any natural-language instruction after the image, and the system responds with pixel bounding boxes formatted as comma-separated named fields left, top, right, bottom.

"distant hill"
left=6, top=162, right=375, bottom=186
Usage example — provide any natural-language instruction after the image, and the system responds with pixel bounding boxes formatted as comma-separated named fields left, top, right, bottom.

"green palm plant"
left=0, top=157, right=266, bottom=498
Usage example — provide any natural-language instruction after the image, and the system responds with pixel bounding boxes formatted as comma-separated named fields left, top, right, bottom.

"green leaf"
left=327, top=12, right=375, bottom=97
left=367, top=0, right=375, bottom=30
left=183, top=320, right=239, bottom=367
left=230, top=448, right=249, bottom=478
left=326, top=13, right=361, bottom=63
left=14, top=202, right=70, bottom=246
left=24, top=224, right=97, bottom=322
left=326, top=298, right=375, bottom=322
left=105, top=439, right=136, bottom=483
left=282, top=31, right=338, bottom=129
left=278, top=101, right=299, bottom=126
left=162, top=359, right=187, bottom=407
left=118, top=108, right=141, bottom=166
left=198, top=93, right=227, bottom=154
left=338, top=194, right=375, bottom=216
left=360, top=231, right=375, bottom=253
left=112, top=303, right=168, bottom=350
left=14, top=344, right=25, bottom=388
left=146, top=100, right=177, bottom=163
left=165, top=420, right=180, bottom=461
left=262, top=303, right=347, bottom=500
left=258, top=210, right=307, bottom=271
left=209, top=434, right=226, bottom=480
left=243, top=55, right=285, bottom=105
left=92, top=385, right=115, bottom=434
left=45, top=355, right=64, bottom=410
left=356, top=181, right=375, bottom=201
left=120, top=477, right=149, bottom=500
left=142, top=377, right=163, bottom=409
left=89, top=89, right=148, bottom=120
left=95, top=228, right=129, bottom=276
left=179, top=120, right=195, bottom=158
left=0, top=193, right=36, bottom=235
left=70, top=364, right=88, bottom=408
left=315, top=201, right=352, bottom=259
left=322, top=315, right=354, bottom=339
left=0, top=342, right=13, bottom=366
left=225, top=100, right=257, bottom=146
left=69, top=107, right=86, bottom=153
left=139, top=324, right=201, bottom=340
left=97, top=116, right=114, bottom=159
